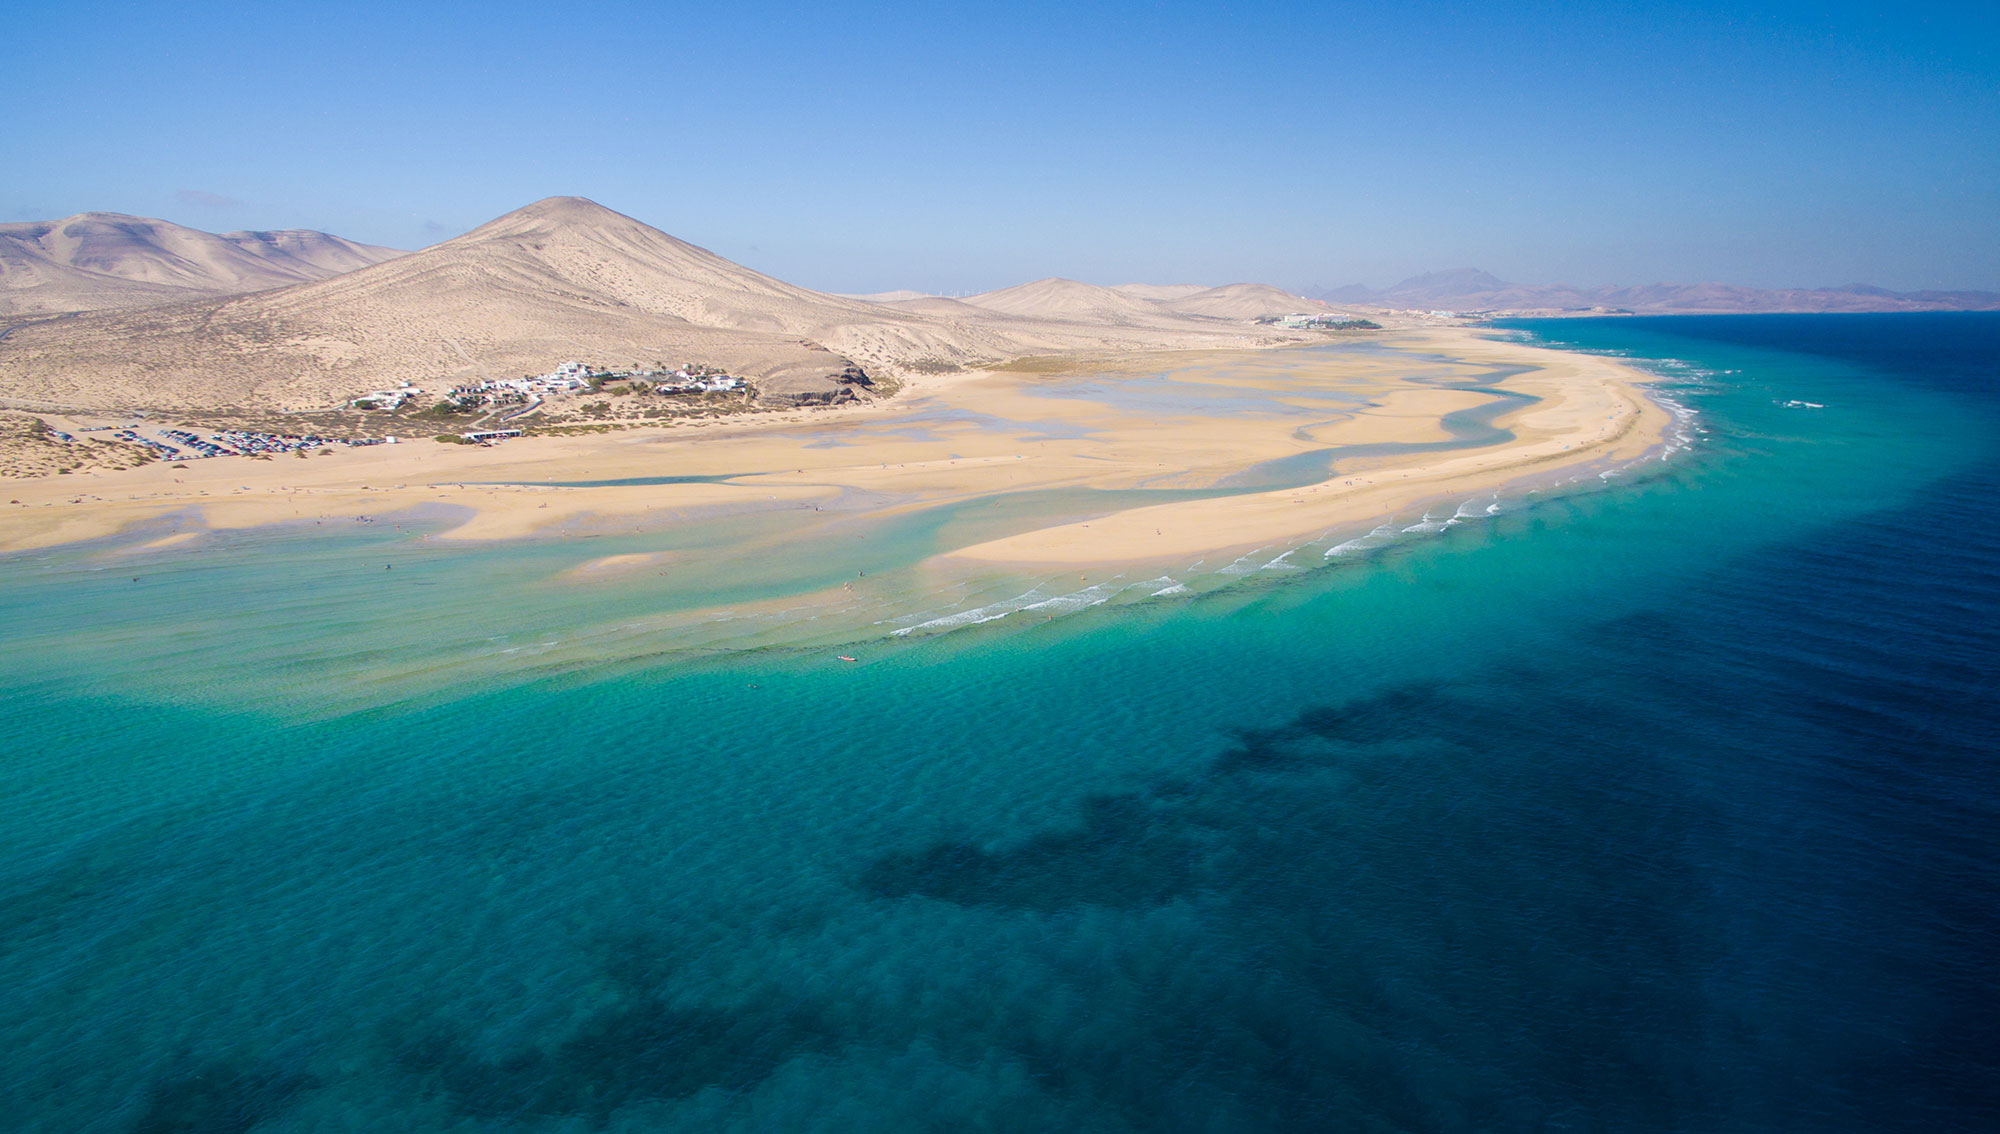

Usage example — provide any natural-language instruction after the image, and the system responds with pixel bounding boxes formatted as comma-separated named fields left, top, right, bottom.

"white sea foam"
left=877, top=338, right=1721, bottom=644
left=1447, top=497, right=1492, bottom=526
left=1325, top=523, right=1399, bottom=558
left=892, top=575, right=1171, bottom=637
left=1018, top=580, right=1124, bottom=616
left=891, top=586, right=1053, bottom=636
left=1402, top=509, right=1449, bottom=533
left=1217, top=548, right=1270, bottom=576
left=1260, top=549, right=1302, bottom=571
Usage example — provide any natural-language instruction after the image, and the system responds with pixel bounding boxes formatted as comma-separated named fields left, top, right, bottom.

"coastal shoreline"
left=0, top=329, right=1674, bottom=575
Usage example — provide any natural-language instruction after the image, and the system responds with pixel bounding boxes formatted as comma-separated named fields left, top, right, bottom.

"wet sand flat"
left=0, top=328, right=1669, bottom=570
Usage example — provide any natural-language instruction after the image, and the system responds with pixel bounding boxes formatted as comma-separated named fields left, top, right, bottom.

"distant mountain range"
left=1305, top=268, right=2000, bottom=315
left=0, top=199, right=1297, bottom=413
left=23, top=199, right=1988, bottom=418
left=0, top=213, right=405, bottom=316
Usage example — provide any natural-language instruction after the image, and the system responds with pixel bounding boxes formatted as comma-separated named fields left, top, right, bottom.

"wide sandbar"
left=0, top=328, right=1671, bottom=573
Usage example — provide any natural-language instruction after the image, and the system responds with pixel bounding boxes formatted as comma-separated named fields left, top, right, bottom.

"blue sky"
left=7, top=1, right=1995, bottom=293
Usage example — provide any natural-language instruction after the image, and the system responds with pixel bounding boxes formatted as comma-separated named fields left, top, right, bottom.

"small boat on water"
left=837, top=655, right=857, bottom=662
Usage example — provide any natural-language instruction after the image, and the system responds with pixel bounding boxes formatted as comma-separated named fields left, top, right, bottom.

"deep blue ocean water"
left=2, top=314, right=1995, bottom=1131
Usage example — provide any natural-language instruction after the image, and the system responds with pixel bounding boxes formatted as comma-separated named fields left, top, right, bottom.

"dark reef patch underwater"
left=2, top=314, right=1996, bottom=1131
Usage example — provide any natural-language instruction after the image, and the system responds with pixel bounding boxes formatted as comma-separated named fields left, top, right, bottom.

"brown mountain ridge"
left=0, top=212, right=404, bottom=316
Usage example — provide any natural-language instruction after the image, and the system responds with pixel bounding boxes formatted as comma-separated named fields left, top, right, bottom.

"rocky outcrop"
left=753, top=359, right=875, bottom=406
left=775, top=386, right=862, bottom=407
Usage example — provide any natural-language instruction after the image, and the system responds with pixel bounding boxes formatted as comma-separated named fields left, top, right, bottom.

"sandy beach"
left=0, top=327, right=1670, bottom=570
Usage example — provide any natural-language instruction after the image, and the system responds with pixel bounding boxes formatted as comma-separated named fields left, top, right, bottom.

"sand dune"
left=1, top=198, right=1302, bottom=413
left=1110, top=283, right=1210, bottom=301
left=840, top=289, right=934, bottom=303
left=1162, top=283, right=1325, bottom=320
left=860, top=279, right=1324, bottom=325
left=871, top=295, right=998, bottom=318
left=0, top=410, right=150, bottom=477
left=959, top=277, right=1196, bottom=325
left=0, top=212, right=403, bottom=316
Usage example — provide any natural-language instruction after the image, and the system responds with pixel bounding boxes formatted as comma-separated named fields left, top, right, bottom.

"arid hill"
left=0, top=198, right=1294, bottom=413
left=0, top=213, right=404, bottom=316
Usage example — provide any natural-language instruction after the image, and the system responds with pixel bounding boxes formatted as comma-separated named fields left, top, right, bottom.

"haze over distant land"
left=0, top=213, right=403, bottom=315
left=1307, top=269, right=2000, bottom=315
left=9, top=4, right=1996, bottom=295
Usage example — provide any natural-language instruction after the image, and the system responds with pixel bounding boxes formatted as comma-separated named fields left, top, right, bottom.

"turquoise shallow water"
left=3, top=315, right=1997, bottom=1131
